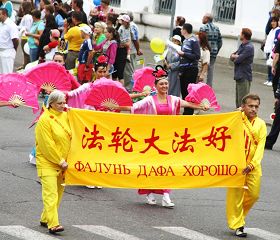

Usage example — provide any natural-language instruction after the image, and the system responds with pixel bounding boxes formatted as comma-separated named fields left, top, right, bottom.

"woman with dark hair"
left=38, top=14, right=58, bottom=62
left=90, top=0, right=114, bottom=24
left=197, top=31, right=211, bottom=82
left=94, top=26, right=118, bottom=74
left=172, top=16, right=185, bottom=42
left=114, top=65, right=208, bottom=208
left=26, top=10, right=45, bottom=62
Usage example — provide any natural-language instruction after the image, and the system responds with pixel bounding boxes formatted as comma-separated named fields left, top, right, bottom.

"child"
left=43, top=29, right=60, bottom=61
left=77, top=25, right=94, bottom=84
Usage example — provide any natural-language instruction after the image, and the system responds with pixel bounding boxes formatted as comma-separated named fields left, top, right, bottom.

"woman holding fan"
left=116, top=65, right=208, bottom=208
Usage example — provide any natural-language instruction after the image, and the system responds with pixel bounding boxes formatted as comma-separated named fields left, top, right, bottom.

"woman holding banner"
left=35, top=90, right=71, bottom=234
left=117, top=65, right=208, bottom=208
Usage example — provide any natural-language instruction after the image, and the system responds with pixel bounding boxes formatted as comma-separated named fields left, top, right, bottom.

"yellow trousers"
left=226, top=173, right=261, bottom=230
left=40, top=171, right=64, bottom=229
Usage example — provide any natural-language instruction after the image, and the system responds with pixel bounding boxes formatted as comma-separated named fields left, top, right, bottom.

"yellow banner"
left=65, top=109, right=246, bottom=188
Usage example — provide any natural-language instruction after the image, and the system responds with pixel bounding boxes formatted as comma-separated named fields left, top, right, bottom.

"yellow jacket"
left=242, top=112, right=267, bottom=176
left=64, top=23, right=87, bottom=51
left=35, top=108, right=72, bottom=177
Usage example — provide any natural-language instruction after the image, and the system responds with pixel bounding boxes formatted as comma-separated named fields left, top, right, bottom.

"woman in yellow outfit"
left=35, top=90, right=71, bottom=234
left=226, top=94, right=267, bottom=238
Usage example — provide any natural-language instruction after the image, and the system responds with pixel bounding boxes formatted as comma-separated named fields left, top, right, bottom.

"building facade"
left=112, top=0, right=274, bottom=59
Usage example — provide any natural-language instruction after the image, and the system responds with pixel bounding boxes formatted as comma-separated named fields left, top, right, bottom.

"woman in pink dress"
left=118, top=65, right=208, bottom=208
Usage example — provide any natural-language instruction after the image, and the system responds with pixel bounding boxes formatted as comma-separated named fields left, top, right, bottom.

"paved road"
left=0, top=41, right=278, bottom=240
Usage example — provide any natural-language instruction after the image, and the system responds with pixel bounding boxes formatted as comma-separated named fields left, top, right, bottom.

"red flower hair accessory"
left=152, top=65, right=168, bottom=78
left=97, top=55, right=108, bottom=64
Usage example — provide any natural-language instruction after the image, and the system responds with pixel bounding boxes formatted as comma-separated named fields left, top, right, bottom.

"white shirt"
left=18, top=14, right=33, bottom=33
left=0, top=17, right=19, bottom=49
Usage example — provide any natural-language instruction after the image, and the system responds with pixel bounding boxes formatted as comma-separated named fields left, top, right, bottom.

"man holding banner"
left=226, top=94, right=266, bottom=238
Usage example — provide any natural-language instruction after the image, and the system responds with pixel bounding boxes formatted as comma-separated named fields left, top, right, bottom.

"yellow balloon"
left=150, top=37, right=166, bottom=54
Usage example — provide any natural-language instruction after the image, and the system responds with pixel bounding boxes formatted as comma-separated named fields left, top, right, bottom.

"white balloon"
left=23, top=42, right=30, bottom=55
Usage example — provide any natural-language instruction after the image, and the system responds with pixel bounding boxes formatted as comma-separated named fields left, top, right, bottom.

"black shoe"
left=40, top=221, right=48, bottom=228
left=265, top=144, right=273, bottom=150
left=235, top=226, right=247, bottom=238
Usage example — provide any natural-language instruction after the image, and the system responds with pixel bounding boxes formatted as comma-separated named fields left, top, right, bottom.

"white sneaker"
left=146, top=196, right=157, bottom=205
left=267, top=81, right=272, bottom=86
left=263, top=81, right=268, bottom=85
left=29, top=154, right=36, bottom=165
left=162, top=198, right=175, bottom=208
left=95, top=186, right=103, bottom=189
left=86, top=186, right=96, bottom=189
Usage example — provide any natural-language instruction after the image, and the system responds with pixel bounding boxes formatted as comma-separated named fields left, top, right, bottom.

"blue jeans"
left=29, top=47, right=38, bottom=62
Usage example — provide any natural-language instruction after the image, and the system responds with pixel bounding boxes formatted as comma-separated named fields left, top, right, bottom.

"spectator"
left=112, top=14, right=131, bottom=85
left=38, top=14, right=57, bottom=62
left=43, top=29, right=60, bottom=61
left=39, top=0, right=50, bottom=21
left=230, top=28, right=254, bottom=108
left=0, top=8, right=19, bottom=73
left=17, top=1, right=33, bottom=69
left=177, top=23, right=200, bottom=115
left=264, top=16, right=279, bottom=86
left=64, top=11, right=87, bottom=69
left=200, top=13, right=223, bottom=87
left=197, top=31, right=211, bottom=82
left=266, top=38, right=280, bottom=150
left=44, top=4, right=54, bottom=18
left=89, top=0, right=113, bottom=25
left=71, top=0, right=88, bottom=24
left=94, top=26, right=118, bottom=75
left=0, top=0, right=14, bottom=20
left=26, top=9, right=45, bottom=62
left=164, top=35, right=181, bottom=97
left=123, top=12, right=143, bottom=91
left=106, top=12, right=118, bottom=28
left=172, top=16, right=185, bottom=43
left=54, top=0, right=64, bottom=30
left=77, top=25, right=94, bottom=84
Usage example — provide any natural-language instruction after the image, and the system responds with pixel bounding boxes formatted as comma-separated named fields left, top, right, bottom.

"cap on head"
left=80, top=25, right=92, bottom=35
left=51, top=29, right=60, bottom=38
left=117, top=14, right=130, bottom=23
left=172, top=35, right=181, bottom=42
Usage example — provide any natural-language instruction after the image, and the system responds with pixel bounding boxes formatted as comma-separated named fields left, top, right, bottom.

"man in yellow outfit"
left=226, top=93, right=267, bottom=237
left=35, top=90, right=71, bottom=234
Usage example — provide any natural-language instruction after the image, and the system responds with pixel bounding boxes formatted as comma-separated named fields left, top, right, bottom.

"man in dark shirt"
left=230, top=28, right=254, bottom=108
left=177, top=23, right=200, bottom=115
left=266, top=39, right=280, bottom=149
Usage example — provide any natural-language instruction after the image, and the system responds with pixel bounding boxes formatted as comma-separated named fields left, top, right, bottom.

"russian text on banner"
left=65, top=109, right=246, bottom=189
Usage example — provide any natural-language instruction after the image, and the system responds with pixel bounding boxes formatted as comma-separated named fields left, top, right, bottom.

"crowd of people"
left=0, top=0, right=279, bottom=238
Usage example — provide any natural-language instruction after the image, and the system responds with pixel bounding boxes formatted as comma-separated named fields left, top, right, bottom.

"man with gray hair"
left=200, top=13, right=222, bottom=87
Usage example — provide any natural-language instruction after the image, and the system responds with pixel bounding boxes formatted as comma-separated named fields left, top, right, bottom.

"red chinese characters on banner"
left=140, top=128, right=169, bottom=155
left=82, top=124, right=105, bottom=150
left=202, top=126, right=232, bottom=152
left=108, top=127, right=138, bottom=153
left=172, top=128, right=196, bottom=153
left=81, top=124, right=232, bottom=153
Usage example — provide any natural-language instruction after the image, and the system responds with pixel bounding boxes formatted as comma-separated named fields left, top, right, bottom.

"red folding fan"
left=24, top=62, right=72, bottom=93
left=132, top=67, right=156, bottom=92
left=85, top=78, right=132, bottom=111
left=0, top=73, right=39, bottom=113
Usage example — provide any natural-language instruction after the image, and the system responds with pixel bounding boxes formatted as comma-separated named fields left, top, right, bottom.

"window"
left=212, top=0, right=237, bottom=24
left=157, top=0, right=173, bottom=15
left=110, top=0, right=121, bottom=7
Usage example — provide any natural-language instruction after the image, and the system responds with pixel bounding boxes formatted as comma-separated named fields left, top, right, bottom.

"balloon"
left=93, top=0, right=101, bottom=6
left=150, top=37, right=165, bottom=54
left=24, top=42, right=30, bottom=55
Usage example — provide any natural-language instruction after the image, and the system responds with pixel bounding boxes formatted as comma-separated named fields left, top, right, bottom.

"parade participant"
left=226, top=94, right=266, bottom=237
left=67, top=55, right=109, bottom=110
left=116, top=65, right=208, bottom=208
left=35, top=90, right=71, bottom=234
